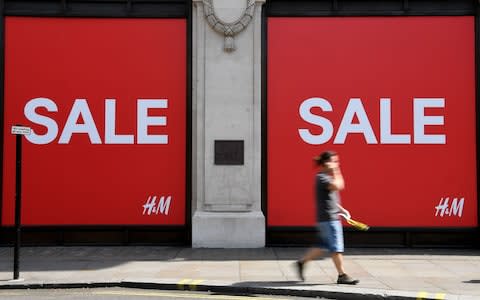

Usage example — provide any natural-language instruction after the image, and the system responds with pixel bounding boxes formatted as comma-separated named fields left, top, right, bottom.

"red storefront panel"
left=3, top=17, right=186, bottom=225
left=268, top=17, right=477, bottom=227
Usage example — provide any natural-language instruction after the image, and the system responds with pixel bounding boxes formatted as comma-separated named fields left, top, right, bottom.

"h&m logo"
left=142, top=195, right=171, bottom=216
left=434, top=197, right=464, bottom=217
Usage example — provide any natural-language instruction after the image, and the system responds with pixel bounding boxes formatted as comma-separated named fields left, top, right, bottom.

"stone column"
left=191, top=0, right=265, bottom=248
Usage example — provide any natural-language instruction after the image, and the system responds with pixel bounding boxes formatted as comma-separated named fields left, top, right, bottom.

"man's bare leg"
left=295, top=248, right=323, bottom=281
left=331, top=252, right=345, bottom=275
left=332, top=252, right=359, bottom=284
left=301, top=247, right=323, bottom=263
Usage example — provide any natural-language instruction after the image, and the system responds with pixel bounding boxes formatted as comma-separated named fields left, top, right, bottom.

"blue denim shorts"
left=316, top=220, right=344, bottom=253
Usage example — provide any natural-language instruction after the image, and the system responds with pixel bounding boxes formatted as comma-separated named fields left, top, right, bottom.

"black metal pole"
left=13, top=133, right=22, bottom=280
left=475, top=0, right=480, bottom=248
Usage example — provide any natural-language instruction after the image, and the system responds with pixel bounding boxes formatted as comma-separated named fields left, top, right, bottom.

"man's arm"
left=328, top=167, right=345, bottom=191
left=337, top=203, right=350, bottom=218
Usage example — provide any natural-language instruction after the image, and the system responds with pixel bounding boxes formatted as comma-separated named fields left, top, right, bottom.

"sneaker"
left=294, top=260, right=305, bottom=281
left=337, top=273, right=359, bottom=285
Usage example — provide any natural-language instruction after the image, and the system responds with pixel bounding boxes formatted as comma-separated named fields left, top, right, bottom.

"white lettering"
left=143, top=196, right=157, bottom=215
left=298, top=97, right=446, bottom=145
left=59, top=99, right=101, bottom=144
left=142, top=195, right=171, bottom=216
left=435, top=197, right=449, bottom=217
left=414, top=98, right=445, bottom=144
left=450, top=198, right=464, bottom=217
left=24, top=98, right=58, bottom=145
left=105, top=99, right=134, bottom=144
left=380, top=98, right=411, bottom=144
left=334, top=98, right=377, bottom=144
left=137, top=99, right=168, bottom=144
left=435, top=197, right=464, bottom=217
left=157, top=196, right=171, bottom=215
left=298, top=97, right=333, bottom=144
left=22, top=98, right=170, bottom=145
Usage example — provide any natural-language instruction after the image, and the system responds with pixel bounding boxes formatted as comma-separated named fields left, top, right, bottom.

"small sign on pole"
left=11, top=126, right=31, bottom=136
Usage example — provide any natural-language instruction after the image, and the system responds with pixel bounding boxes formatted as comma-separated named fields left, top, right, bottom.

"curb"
left=0, top=280, right=454, bottom=300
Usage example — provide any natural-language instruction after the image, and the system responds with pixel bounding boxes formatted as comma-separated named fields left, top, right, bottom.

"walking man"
left=295, top=150, right=359, bottom=285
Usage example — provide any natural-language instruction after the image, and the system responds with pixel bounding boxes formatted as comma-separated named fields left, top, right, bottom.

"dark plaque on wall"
left=214, top=140, right=244, bottom=165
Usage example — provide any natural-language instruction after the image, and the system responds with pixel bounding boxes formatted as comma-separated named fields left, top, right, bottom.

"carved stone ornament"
left=202, top=0, right=255, bottom=52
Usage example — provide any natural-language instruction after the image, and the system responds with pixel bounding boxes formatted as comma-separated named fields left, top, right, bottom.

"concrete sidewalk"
left=0, top=247, right=479, bottom=300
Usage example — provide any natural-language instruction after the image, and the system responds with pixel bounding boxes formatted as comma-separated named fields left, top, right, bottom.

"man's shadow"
left=463, top=279, right=480, bottom=283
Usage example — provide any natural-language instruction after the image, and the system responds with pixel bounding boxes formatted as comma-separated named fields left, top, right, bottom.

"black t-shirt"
left=315, top=172, right=340, bottom=222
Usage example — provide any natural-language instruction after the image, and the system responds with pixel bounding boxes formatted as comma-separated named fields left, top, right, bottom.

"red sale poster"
left=268, top=16, right=477, bottom=227
left=3, top=17, right=186, bottom=225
